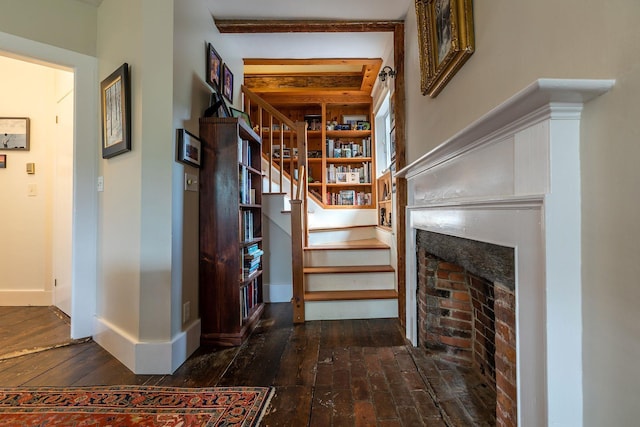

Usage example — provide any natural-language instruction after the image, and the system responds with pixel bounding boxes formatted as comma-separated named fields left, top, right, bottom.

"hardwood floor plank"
left=0, top=343, right=93, bottom=386
left=23, top=343, right=122, bottom=386
left=155, top=346, right=239, bottom=388
left=273, top=321, right=320, bottom=387
left=260, top=385, right=312, bottom=426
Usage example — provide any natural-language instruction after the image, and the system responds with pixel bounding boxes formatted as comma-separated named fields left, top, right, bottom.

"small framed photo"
left=390, top=126, right=397, bottom=161
left=206, top=43, right=222, bottom=90
left=356, top=121, right=371, bottom=131
left=222, top=63, right=234, bottom=103
left=0, top=154, right=6, bottom=168
left=230, top=107, right=251, bottom=128
left=0, top=118, right=30, bottom=150
left=336, top=172, right=348, bottom=183
left=346, top=172, right=360, bottom=183
left=101, top=63, right=131, bottom=159
left=177, top=129, right=202, bottom=168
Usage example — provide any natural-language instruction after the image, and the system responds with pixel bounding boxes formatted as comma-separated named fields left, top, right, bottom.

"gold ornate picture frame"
left=416, top=0, right=475, bottom=97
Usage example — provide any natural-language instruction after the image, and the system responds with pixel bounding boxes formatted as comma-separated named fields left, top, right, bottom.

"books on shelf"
left=240, top=277, right=260, bottom=321
left=238, top=166, right=256, bottom=204
left=326, top=162, right=372, bottom=184
left=325, top=190, right=372, bottom=206
left=241, top=243, right=263, bottom=279
left=325, top=137, right=371, bottom=158
left=237, top=138, right=252, bottom=166
left=240, top=211, right=255, bottom=241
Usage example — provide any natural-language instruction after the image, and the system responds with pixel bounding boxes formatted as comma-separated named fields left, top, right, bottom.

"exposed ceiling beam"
left=215, top=19, right=402, bottom=33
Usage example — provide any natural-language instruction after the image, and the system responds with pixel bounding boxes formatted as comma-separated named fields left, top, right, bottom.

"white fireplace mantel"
left=397, top=79, right=614, bottom=427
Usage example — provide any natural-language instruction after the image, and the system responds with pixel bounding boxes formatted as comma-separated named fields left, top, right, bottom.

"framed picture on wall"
left=177, top=128, right=202, bottom=168
left=0, top=117, right=30, bottom=150
left=415, top=0, right=475, bottom=97
left=206, top=43, right=222, bottom=91
left=101, top=63, right=131, bottom=159
left=222, top=63, right=234, bottom=103
left=0, top=154, right=6, bottom=168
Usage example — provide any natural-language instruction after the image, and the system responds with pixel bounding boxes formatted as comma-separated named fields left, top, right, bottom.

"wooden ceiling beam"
left=254, top=92, right=373, bottom=105
left=215, top=19, right=402, bottom=34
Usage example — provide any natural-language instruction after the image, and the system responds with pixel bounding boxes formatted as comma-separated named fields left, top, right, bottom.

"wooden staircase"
left=242, top=86, right=398, bottom=323
left=302, top=234, right=398, bottom=321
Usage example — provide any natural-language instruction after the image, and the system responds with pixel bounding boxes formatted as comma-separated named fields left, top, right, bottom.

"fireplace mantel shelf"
left=397, top=78, right=615, bottom=180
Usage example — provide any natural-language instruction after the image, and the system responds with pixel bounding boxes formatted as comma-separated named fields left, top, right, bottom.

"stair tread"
left=304, top=265, right=394, bottom=274
left=305, top=238, right=389, bottom=250
left=304, top=289, right=398, bottom=301
left=309, top=225, right=377, bottom=232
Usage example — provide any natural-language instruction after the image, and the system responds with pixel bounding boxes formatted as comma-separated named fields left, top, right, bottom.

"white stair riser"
left=308, top=227, right=377, bottom=245
left=304, top=249, right=390, bottom=267
left=306, top=272, right=395, bottom=292
left=262, top=193, right=291, bottom=234
left=305, top=299, right=398, bottom=320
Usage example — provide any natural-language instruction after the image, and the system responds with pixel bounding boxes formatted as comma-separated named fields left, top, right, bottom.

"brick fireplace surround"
left=416, top=230, right=517, bottom=426
left=397, top=79, right=614, bottom=426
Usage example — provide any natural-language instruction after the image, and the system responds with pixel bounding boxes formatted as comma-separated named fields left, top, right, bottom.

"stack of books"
left=242, top=243, right=263, bottom=279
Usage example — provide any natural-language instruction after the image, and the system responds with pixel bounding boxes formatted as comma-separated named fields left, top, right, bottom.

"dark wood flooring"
left=0, top=304, right=495, bottom=426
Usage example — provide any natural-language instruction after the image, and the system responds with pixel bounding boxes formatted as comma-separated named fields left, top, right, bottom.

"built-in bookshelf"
left=199, top=117, right=264, bottom=347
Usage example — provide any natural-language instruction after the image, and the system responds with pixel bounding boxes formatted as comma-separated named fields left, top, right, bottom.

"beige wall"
left=96, top=0, right=175, bottom=342
left=0, top=0, right=97, bottom=56
left=171, top=0, right=249, bottom=332
left=0, top=56, right=71, bottom=305
left=405, top=1, right=640, bottom=424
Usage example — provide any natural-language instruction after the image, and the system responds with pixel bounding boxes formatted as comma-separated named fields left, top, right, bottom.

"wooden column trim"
left=393, top=23, right=407, bottom=330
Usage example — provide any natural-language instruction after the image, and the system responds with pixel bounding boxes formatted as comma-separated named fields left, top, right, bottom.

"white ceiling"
left=73, top=1, right=411, bottom=64
left=207, top=1, right=411, bottom=64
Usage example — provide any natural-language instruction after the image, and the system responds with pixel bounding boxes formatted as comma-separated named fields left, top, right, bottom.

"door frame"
left=0, top=31, right=99, bottom=338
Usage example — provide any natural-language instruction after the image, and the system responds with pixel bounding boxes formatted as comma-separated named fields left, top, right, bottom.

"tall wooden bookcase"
left=199, top=117, right=264, bottom=347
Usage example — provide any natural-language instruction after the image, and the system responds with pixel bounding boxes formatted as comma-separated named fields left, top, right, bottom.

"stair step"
left=305, top=238, right=389, bottom=250
left=304, top=289, right=398, bottom=301
left=304, top=265, right=394, bottom=274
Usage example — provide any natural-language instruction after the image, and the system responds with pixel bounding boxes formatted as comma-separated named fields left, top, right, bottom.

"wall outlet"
left=183, top=301, right=191, bottom=324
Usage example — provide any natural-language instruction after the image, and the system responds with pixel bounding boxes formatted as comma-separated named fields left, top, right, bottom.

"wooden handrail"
left=242, top=86, right=306, bottom=202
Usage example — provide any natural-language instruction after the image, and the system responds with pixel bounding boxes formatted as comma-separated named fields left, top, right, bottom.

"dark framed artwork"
left=0, top=118, right=30, bottom=150
left=176, top=129, right=202, bottom=168
left=230, top=107, right=251, bottom=128
left=206, top=43, right=222, bottom=91
left=0, top=154, right=6, bottom=168
left=101, top=63, right=131, bottom=158
left=416, top=0, right=475, bottom=97
left=222, top=63, right=234, bottom=103
left=204, top=90, right=230, bottom=118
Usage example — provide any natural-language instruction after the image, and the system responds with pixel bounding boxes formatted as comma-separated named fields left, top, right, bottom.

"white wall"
left=0, top=56, right=70, bottom=305
left=404, top=1, right=640, bottom=424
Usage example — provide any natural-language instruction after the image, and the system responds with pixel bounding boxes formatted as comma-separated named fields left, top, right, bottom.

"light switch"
left=27, top=183, right=37, bottom=196
left=185, top=173, right=198, bottom=192
left=97, top=176, right=104, bottom=192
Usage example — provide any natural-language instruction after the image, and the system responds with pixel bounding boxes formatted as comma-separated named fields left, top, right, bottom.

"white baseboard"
left=0, top=290, right=52, bottom=306
left=93, top=316, right=201, bottom=375
left=264, top=283, right=292, bottom=303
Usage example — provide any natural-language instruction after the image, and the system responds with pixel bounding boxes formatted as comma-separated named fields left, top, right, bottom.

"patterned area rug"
left=0, top=385, right=273, bottom=426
